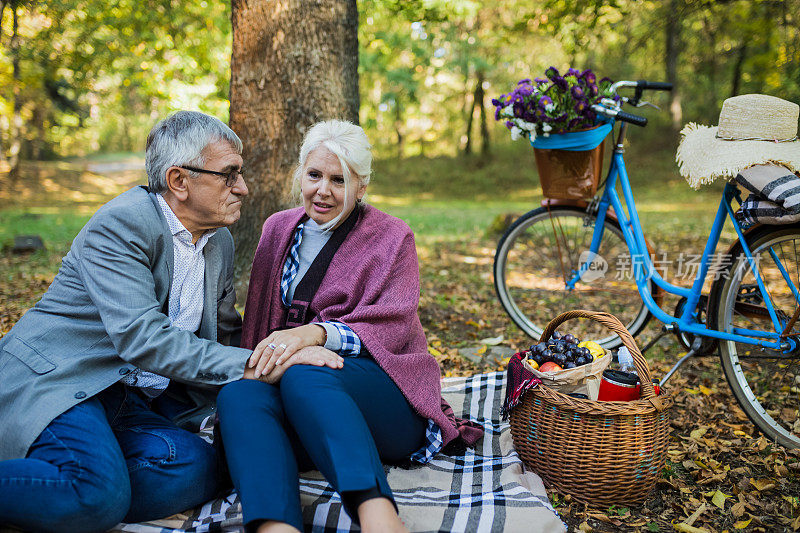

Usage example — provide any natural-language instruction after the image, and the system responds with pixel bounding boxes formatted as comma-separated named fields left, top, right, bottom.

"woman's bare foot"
left=256, top=520, right=301, bottom=533
left=357, top=497, right=409, bottom=533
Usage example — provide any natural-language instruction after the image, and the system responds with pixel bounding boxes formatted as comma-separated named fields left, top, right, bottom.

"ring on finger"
left=267, top=343, right=277, bottom=349
left=278, top=343, right=288, bottom=350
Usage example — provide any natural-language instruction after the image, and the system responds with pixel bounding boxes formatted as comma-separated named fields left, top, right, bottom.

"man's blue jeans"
left=0, top=383, right=219, bottom=533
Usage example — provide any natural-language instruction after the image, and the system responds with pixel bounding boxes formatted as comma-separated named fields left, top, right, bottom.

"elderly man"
left=0, top=111, right=342, bottom=532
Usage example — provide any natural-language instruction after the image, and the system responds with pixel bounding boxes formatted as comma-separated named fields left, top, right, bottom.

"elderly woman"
left=216, top=120, right=482, bottom=533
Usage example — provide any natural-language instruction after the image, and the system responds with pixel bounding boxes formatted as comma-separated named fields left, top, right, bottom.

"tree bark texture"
left=464, top=78, right=474, bottom=155
left=8, top=3, right=22, bottom=180
left=0, top=1, right=6, bottom=46
left=229, top=0, right=359, bottom=297
left=664, top=0, right=682, bottom=136
left=477, top=71, right=489, bottom=156
left=0, top=0, right=6, bottom=164
left=394, top=100, right=403, bottom=158
left=730, top=44, right=747, bottom=98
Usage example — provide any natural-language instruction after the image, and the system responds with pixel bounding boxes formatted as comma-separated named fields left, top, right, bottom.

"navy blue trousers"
left=216, top=356, right=427, bottom=531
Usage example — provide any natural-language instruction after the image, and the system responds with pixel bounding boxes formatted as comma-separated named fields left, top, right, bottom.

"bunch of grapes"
left=528, top=331, right=594, bottom=369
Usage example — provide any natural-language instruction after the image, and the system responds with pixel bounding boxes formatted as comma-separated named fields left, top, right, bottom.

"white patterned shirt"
left=281, top=220, right=362, bottom=355
left=119, top=194, right=216, bottom=397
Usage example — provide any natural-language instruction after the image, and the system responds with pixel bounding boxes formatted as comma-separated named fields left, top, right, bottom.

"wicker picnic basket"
left=509, top=310, right=673, bottom=506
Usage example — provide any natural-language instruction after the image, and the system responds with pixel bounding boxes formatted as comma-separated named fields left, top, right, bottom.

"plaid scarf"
left=501, top=352, right=542, bottom=419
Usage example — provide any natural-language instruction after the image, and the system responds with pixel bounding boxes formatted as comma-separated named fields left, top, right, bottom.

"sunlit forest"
left=0, top=0, right=798, bottom=166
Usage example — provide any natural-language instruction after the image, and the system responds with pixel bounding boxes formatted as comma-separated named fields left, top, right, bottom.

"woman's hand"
left=249, top=324, right=327, bottom=378
left=244, top=346, right=344, bottom=384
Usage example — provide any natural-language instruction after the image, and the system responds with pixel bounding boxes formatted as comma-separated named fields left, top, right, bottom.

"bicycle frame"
left=564, top=122, right=799, bottom=351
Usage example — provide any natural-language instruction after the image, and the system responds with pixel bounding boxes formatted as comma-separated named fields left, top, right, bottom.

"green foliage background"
left=0, top=0, right=798, bottom=162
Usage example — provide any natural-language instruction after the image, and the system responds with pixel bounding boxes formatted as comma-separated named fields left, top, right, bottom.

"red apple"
left=538, top=361, right=563, bottom=373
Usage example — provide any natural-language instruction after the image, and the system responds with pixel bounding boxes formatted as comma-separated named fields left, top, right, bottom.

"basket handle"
left=539, top=310, right=658, bottom=399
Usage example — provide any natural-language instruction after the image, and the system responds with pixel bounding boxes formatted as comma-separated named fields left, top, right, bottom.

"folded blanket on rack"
left=735, top=164, right=800, bottom=227
left=112, top=372, right=566, bottom=533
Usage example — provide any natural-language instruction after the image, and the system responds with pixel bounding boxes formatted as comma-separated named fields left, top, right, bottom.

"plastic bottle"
left=616, top=346, right=637, bottom=375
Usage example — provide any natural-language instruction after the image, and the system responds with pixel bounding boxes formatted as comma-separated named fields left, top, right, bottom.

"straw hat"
left=676, top=94, right=800, bottom=189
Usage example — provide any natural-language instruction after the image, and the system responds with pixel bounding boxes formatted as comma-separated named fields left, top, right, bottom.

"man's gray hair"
left=145, top=111, right=243, bottom=193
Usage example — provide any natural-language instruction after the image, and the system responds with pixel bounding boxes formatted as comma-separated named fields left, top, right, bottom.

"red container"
left=598, top=370, right=661, bottom=401
left=597, top=369, right=640, bottom=401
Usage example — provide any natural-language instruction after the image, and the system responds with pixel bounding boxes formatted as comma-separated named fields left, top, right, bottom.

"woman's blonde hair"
left=292, top=119, right=373, bottom=230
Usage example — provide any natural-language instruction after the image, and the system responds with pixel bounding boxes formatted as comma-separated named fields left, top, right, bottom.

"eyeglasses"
left=178, top=165, right=243, bottom=188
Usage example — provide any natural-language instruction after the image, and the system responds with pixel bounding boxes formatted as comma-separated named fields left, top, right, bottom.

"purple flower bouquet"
left=492, top=67, right=618, bottom=141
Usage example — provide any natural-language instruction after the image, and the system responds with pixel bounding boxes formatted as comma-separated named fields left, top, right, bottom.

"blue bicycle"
left=494, top=80, right=800, bottom=448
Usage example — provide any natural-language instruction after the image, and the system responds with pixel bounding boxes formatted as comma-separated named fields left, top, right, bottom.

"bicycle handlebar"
left=591, top=104, right=648, bottom=127
left=616, top=110, right=648, bottom=127
left=636, top=80, right=673, bottom=91
left=592, top=79, right=671, bottom=127
left=610, top=80, right=673, bottom=93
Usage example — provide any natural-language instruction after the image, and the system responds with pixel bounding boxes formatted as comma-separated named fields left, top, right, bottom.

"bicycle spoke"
left=716, top=227, right=800, bottom=448
left=495, top=207, right=651, bottom=349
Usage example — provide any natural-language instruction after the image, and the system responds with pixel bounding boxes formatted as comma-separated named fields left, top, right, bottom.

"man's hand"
left=243, top=345, right=343, bottom=384
left=248, top=324, right=327, bottom=378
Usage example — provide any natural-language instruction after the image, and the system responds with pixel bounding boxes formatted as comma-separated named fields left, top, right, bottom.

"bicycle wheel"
left=709, top=224, right=800, bottom=448
left=494, top=206, right=652, bottom=349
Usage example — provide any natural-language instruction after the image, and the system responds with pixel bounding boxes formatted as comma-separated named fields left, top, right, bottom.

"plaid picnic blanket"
left=735, top=164, right=800, bottom=227
left=112, top=372, right=566, bottom=533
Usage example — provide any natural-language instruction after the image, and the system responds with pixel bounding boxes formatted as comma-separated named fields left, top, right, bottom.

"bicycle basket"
left=509, top=310, right=673, bottom=506
left=532, top=124, right=608, bottom=200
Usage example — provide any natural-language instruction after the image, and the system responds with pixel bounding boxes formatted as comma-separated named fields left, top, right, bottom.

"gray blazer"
left=0, top=186, right=251, bottom=461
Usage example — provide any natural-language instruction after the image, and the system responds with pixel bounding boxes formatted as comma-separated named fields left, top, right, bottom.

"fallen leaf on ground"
left=478, top=334, right=504, bottom=345
left=586, top=512, right=611, bottom=523
left=782, top=495, right=799, bottom=508
left=673, top=524, right=709, bottom=533
left=749, top=478, right=776, bottom=491
left=710, top=489, right=729, bottom=509
left=690, top=427, right=708, bottom=440
left=684, top=502, right=707, bottom=526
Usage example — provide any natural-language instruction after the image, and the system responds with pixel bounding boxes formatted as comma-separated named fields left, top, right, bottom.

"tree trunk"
left=394, top=99, right=404, bottom=158
left=730, top=44, right=747, bottom=97
left=477, top=71, right=490, bottom=156
left=0, top=1, right=6, bottom=165
left=703, top=15, right=718, bottom=120
left=664, top=0, right=682, bottom=136
left=8, top=3, right=22, bottom=180
left=229, top=0, right=359, bottom=297
left=30, top=104, right=45, bottom=160
left=0, top=1, right=6, bottom=46
left=464, top=78, right=475, bottom=155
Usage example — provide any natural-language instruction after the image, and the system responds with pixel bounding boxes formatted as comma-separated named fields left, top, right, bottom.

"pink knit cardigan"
left=241, top=205, right=483, bottom=447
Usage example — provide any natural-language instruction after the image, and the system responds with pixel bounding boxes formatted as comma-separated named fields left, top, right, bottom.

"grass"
left=0, top=130, right=725, bottom=245
left=368, top=133, right=729, bottom=252
left=0, top=210, right=92, bottom=247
